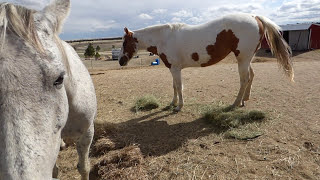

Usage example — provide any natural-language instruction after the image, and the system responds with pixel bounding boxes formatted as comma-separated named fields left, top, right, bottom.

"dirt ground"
left=57, top=49, right=320, bottom=179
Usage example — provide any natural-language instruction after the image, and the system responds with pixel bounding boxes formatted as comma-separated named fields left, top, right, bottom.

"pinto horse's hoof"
left=240, top=102, right=245, bottom=107
left=174, top=106, right=181, bottom=112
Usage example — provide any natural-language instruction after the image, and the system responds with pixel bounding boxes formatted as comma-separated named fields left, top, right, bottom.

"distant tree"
left=95, top=52, right=101, bottom=60
left=96, top=45, right=101, bottom=52
left=84, top=43, right=95, bottom=58
left=112, top=45, right=115, bottom=49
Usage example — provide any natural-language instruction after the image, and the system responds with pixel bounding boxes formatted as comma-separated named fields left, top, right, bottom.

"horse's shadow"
left=98, top=108, right=214, bottom=157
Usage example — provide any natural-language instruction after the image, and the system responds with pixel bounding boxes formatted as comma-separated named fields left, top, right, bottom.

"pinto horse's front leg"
left=170, top=67, right=183, bottom=111
left=171, top=82, right=178, bottom=106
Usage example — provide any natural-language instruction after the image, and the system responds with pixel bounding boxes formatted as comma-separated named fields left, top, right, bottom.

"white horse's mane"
left=0, top=3, right=43, bottom=52
left=0, top=2, right=70, bottom=73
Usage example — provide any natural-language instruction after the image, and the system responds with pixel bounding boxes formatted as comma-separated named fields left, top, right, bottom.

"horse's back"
left=171, top=13, right=261, bottom=67
left=61, top=41, right=97, bottom=138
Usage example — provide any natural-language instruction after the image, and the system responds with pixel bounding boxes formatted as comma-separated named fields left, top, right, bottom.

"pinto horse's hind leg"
left=243, top=65, right=254, bottom=103
left=232, top=57, right=252, bottom=107
left=76, top=123, right=94, bottom=180
left=170, top=67, right=183, bottom=111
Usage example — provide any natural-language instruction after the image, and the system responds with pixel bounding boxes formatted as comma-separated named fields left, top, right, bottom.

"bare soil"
left=57, top=48, right=320, bottom=180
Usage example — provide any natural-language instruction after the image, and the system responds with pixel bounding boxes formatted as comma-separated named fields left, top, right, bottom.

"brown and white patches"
left=254, top=16, right=265, bottom=53
left=123, top=29, right=138, bottom=59
left=159, top=53, right=171, bottom=68
left=147, top=46, right=171, bottom=68
left=201, top=29, right=240, bottom=67
left=191, top=52, right=199, bottom=61
left=147, top=46, right=158, bottom=55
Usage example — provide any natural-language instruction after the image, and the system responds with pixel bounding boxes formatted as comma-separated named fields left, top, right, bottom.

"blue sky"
left=4, top=0, right=320, bottom=40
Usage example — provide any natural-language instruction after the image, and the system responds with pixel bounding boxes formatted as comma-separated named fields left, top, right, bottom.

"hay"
left=203, top=105, right=266, bottom=130
left=133, top=95, right=159, bottom=111
left=91, top=122, right=125, bottom=157
left=90, top=145, right=148, bottom=180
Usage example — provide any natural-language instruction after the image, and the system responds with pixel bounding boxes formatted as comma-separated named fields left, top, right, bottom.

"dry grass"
left=56, top=48, right=320, bottom=180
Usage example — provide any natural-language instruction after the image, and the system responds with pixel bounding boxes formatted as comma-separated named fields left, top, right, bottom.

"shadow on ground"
left=93, top=109, right=214, bottom=157
left=92, top=104, right=266, bottom=158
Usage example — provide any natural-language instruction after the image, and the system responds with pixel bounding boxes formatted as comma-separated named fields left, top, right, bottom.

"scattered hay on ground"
left=90, top=145, right=148, bottom=180
left=91, top=122, right=125, bottom=157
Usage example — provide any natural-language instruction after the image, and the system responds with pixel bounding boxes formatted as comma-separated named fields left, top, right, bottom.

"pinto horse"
left=0, top=1, right=96, bottom=179
left=119, top=13, right=294, bottom=111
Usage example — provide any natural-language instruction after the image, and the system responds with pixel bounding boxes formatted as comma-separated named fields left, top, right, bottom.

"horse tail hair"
left=256, top=16, right=294, bottom=82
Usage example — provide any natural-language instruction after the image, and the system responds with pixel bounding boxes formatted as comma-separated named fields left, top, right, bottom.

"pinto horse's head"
left=119, top=27, right=138, bottom=66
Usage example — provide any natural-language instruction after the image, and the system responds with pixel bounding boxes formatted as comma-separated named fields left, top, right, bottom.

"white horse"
left=0, top=1, right=96, bottom=180
left=119, top=13, right=294, bottom=111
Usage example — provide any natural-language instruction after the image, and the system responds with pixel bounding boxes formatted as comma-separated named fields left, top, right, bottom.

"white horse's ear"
left=43, top=0, right=70, bottom=34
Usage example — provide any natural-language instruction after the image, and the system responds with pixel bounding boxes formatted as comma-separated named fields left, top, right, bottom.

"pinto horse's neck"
left=134, top=24, right=176, bottom=68
left=134, top=24, right=171, bottom=51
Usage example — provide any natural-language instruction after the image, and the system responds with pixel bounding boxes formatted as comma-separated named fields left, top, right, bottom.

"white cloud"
left=4, top=0, right=320, bottom=39
left=138, top=13, right=153, bottom=20
left=172, top=10, right=193, bottom=17
left=64, top=18, right=118, bottom=32
left=171, top=17, right=182, bottom=22
left=272, top=0, right=320, bottom=24
left=187, top=17, right=202, bottom=24
left=152, top=9, right=167, bottom=14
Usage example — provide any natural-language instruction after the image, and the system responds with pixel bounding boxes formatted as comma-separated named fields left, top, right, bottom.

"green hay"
left=203, top=105, right=265, bottom=128
left=133, top=95, right=159, bottom=111
left=202, top=104, right=266, bottom=139
left=225, top=129, right=263, bottom=140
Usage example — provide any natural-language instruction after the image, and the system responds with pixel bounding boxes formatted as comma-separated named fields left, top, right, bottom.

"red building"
left=309, top=24, right=320, bottom=49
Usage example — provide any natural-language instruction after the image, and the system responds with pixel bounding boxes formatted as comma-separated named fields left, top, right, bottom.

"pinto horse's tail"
left=256, top=16, right=294, bottom=82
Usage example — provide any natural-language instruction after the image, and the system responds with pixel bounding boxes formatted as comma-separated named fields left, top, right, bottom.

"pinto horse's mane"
left=136, top=23, right=187, bottom=33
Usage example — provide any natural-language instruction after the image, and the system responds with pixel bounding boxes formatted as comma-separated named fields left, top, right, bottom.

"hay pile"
left=90, top=123, right=148, bottom=180
left=90, top=145, right=148, bottom=180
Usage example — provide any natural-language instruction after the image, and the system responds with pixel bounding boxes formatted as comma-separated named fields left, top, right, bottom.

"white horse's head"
left=119, top=27, right=139, bottom=66
left=0, top=0, right=70, bottom=179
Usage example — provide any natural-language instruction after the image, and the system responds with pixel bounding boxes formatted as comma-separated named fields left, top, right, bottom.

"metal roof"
left=280, top=23, right=320, bottom=31
left=280, top=23, right=312, bottom=31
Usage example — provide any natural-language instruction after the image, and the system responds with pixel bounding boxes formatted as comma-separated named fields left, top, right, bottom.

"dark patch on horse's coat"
left=254, top=17, right=265, bottom=53
left=159, top=53, right=171, bottom=68
left=147, top=46, right=158, bottom=55
left=123, top=32, right=138, bottom=59
left=201, top=29, right=240, bottom=67
left=147, top=46, right=171, bottom=68
left=191, top=52, right=199, bottom=61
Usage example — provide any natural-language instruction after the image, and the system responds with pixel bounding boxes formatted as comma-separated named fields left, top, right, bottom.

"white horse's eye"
left=54, top=74, right=64, bottom=89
